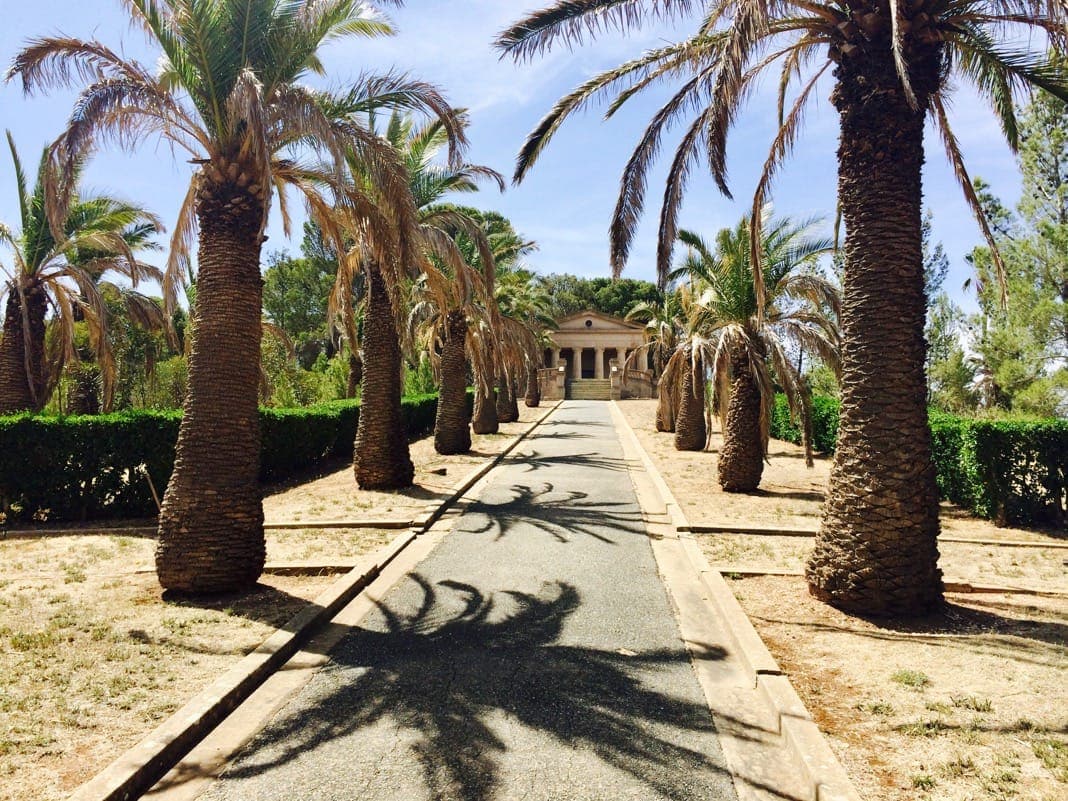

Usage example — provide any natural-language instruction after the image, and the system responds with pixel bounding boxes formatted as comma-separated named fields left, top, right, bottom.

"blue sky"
left=0, top=1, right=1030, bottom=312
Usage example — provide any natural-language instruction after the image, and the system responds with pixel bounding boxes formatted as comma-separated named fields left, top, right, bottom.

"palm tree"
left=11, top=0, right=464, bottom=594
left=497, top=1, right=1068, bottom=615
left=494, top=267, right=553, bottom=419
left=626, top=292, right=683, bottom=431
left=635, top=283, right=708, bottom=450
left=0, top=133, right=161, bottom=414
left=338, top=113, right=501, bottom=467
left=672, top=213, right=838, bottom=492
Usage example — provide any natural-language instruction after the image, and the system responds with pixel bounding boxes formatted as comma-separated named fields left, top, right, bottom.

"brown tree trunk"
left=0, top=282, right=48, bottom=413
left=69, top=363, right=101, bottom=415
left=471, top=379, right=498, bottom=435
left=346, top=352, right=362, bottom=398
left=156, top=175, right=266, bottom=594
left=718, top=341, right=765, bottom=492
left=434, top=310, right=471, bottom=454
left=524, top=362, right=540, bottom=407
left=353, top=261, right=414, bottom=489
left=508, top=377, right=520, bottom=419
left=673, top=346, right=705, bottom=450
left=806, top=43, right=943, bottom=616
left=655, top=373, right=677, bottom=432
left=496, top=372, right=518, bottom=423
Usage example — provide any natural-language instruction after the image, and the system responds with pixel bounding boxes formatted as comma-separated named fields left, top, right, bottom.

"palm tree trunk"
left=346, top=352, right=362, bottom=398
left=0, top=282, right=47, bottom=413
left=156, top=181, right=266, bottom=594
left=434, top=310, right=471, bottom=454
left=508, top=377, right=520, bottom=419
left=674, top=346, right=705, bottom=450
left=69, top=362, right=101, bottom=415
left=496, top=373, right=518, bottom=422
left=718, top=343, right=765, bottom=492
left=524, top=362, right=540, bottom=407
left=472, top=379, right=498, bottom=434
left=353, top=261, right=414, bottom=489
left=806, top=50, right=943, bottom=616
left=655, top=374, right=677, bottom=432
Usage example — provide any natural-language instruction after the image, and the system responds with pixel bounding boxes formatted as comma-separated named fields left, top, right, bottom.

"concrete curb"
left=68, top=530, right=417, bottom=801
left=685, top=523, right=1068, bottom=550
left=611, top=401, right=862, bottom=801
left=68, top=402, right=561, bottom=801
left=707, top=565, right=1068, bottom=598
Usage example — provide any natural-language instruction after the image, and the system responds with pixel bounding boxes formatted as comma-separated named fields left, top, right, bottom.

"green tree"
left=0, top=134, right=161, bottom=414
left=335, top=113, right=496, bottom=476
left=12, top=0, right=462, bottom=593
left=967, top=91, right=1068, bottom=416
left=671, top=213, right=838, bottom=489
left=536, top=274, right=660, bottom=319
left=498, top=1, right=1068, bottom=616
left=263, top=223, right=340, bottom=367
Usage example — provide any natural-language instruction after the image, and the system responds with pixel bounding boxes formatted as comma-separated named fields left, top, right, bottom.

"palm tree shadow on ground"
left=455, top=482, right=646, bottom=543
left=212, top=577, right=791, bottom=801
left=750, top=602, right=1068, bottom=670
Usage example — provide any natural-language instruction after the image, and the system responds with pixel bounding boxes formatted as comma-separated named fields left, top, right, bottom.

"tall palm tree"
left=497, top=1, right=1068, bottom=615
left=496, top=270, right=555, bottom=408
left=11, top=0, right=464, bottom=594
left=0, top=133, right=161, bottom=414
left=672, top=213, right=838, bottom=492
left=635, top=283, right=709, bottom=450
left=336, top=113, right=501, bottom=469
left=493, top=268, right=552, bottom=419
left=626, top=291, right=683, bottom=431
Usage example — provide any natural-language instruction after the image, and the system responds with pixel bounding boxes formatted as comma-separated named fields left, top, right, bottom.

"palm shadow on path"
left=455, top=482, right=646, bottom=543
left=213, top=577, right=766, bottom=801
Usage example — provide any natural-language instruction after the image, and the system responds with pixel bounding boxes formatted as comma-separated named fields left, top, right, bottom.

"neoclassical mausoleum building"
left=538, top=311, right=655, bottom=400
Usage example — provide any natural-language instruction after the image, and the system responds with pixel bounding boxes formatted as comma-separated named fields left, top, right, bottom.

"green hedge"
left=1, top=393, right=442, bottom=523
left=930, top=412, right=1067, bottom=527
left=771, top=393, right=1067, bottom=527
left=769, top=393, right=840, bottom=454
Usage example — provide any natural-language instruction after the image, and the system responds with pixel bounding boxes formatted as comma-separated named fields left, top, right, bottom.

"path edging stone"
left=611, top=401, right=862, bottom=801
left=67, top=402, right=561, bottom=801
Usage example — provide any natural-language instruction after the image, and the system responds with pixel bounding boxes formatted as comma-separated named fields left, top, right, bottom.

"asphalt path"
left=198, top=401, right=739, bottom=801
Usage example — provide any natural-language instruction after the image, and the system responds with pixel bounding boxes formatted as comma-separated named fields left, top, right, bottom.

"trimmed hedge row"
left=771, top=393, right=1067, bottom=527
left=769, top=393, right=840, bottom=455
left=930, top=412, right=1067, bottom=527
left=1, top=393, right=442, bottom=523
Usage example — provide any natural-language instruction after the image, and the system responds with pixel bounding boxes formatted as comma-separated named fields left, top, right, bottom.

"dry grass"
left=1, top=402, right=549, bottom=801
left=263, top=405, right=541, bottom=523
left=733, top=576, right=1068, bottom=801
left=0, top=533, right=341, bottom=801
left=616, top=399, right=1068, bottom=799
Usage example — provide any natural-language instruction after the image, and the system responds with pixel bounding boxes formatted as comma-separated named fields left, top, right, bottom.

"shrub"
left=1, top=394, right=442, bottom=523
left=771, top=393, right=1067, bottom=527
left=769, top=393, right=839, bottom=454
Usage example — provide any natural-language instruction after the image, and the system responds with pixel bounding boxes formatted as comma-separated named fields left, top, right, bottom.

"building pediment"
left=554, top=310, right=643, bottom=332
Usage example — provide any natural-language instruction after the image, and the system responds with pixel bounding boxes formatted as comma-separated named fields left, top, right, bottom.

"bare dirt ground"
left=0, top=403, right=550, bottom=801
left=616, top=399, right=1068, bottom=800
left=734, top=577, right=1067, bottom=801
left=263, top=405, right=541, bottom=523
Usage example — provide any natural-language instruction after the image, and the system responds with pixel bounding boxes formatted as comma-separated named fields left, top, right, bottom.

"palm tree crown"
left=0, top=133, right=162, bottom=412
left=672, top=212, right=838, bottom=471
left=497, top=0, right=1068, bottom=285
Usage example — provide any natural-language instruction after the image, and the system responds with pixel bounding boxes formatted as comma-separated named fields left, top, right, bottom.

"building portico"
left=538, top=311, right=654, bottom=400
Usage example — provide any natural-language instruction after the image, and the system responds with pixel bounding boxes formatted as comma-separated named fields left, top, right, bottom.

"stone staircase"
left=566, top=378, right=612, bottom=401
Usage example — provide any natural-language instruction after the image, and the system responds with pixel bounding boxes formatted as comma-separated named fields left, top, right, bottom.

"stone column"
left=553, top=349, right=561, bottom=368
left=572, top=348, right=583, bottom=379
left=594, top=347, right=604, bottom=379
